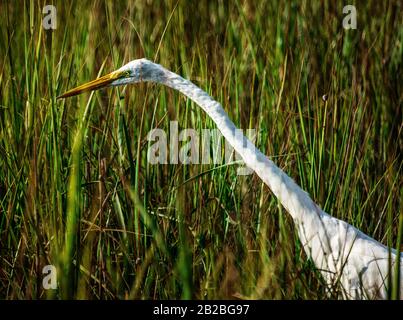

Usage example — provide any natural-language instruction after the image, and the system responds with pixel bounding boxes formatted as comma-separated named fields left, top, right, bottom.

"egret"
left=59, top=58, right=403, bottom=299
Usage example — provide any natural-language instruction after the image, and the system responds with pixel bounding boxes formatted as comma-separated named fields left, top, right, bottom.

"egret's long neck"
left=151, top=66, right=323, bottom=227
left=138, top=62, right=403, bottom=299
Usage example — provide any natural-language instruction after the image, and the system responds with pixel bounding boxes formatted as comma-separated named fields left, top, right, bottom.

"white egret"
left=59, top=58, right=403, bottom=299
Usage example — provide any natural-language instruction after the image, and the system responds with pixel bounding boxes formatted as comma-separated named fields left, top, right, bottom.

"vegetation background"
left=0, top=0, right=402, bottom=299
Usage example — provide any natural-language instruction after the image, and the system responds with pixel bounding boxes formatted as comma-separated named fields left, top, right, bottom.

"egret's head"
left=58, top=58, right=160, bottom=99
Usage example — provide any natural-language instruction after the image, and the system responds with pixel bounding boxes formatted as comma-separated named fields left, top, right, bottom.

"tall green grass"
left=0, top=1, right=402, bottom=299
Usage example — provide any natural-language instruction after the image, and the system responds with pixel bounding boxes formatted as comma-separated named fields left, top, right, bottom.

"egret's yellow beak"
left=57, top=70, right=126, bottom=99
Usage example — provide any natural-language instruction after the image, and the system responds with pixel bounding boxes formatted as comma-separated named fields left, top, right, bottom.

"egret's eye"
left=125, top=71, right=131, bottom=77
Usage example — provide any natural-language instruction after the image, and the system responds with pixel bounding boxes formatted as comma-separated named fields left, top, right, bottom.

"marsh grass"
left=0, top=1, right=402, bottom=299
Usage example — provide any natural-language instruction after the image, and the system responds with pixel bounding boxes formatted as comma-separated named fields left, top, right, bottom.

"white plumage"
left=59, top=58, right=403, bottom=299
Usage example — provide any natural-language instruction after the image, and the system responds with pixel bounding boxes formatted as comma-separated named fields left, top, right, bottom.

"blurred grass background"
left=0, top=0, right=402, bottom=299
